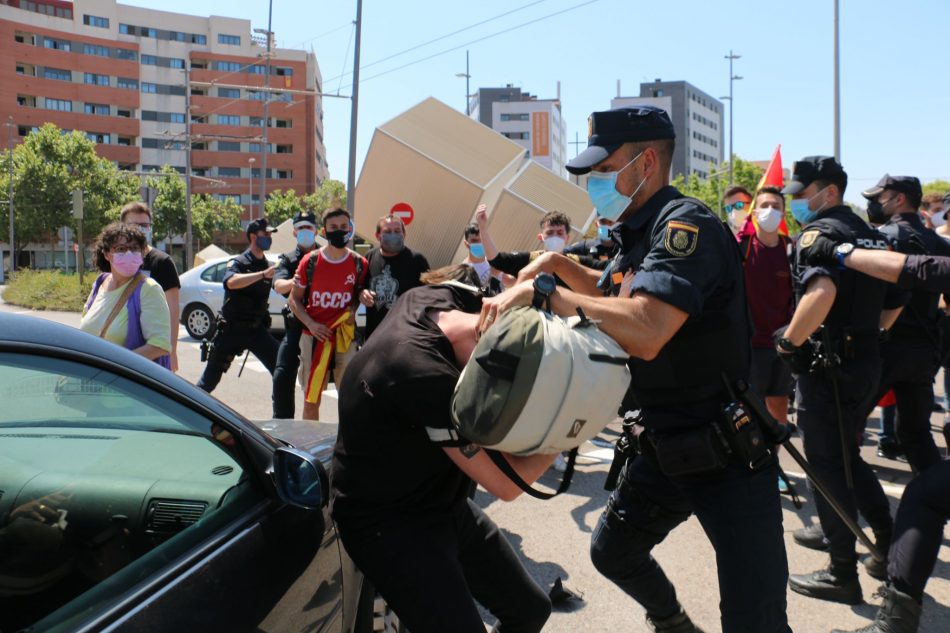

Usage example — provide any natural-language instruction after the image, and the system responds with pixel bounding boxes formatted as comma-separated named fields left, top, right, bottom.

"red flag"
left=749, top=145, right=789, bottom=236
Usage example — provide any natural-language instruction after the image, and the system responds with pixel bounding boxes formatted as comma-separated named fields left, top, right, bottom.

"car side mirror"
left=273, top=447, right=327, bottom=509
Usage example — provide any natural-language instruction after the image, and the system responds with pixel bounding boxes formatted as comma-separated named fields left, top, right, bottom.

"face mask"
left=866, top=199, right=887, bottom=225
left=111, top=251, right=143, bottom=276
left=380, top=232, right=405, bottom=253
left=755, top=207, right=783, bottom=233
left=296, top=229, right=316, bottom=248
left=543, top=235, right=566, bottom=252
left=790, top=187, right=828, bottom=226
left=141, top=227, right=153, bottom=245
left=255, top=235, right=272, bottom=251
left=932, top=212, right=947, bottom=229
left=469, top=243, right=486, bottom=259
left=586, top=152, right=646, bottom=221
left=728, top=209, right=749, bottom=229
left=326, top=229, right=349, bottom=249
left=597, top=225, right=611, bottom=241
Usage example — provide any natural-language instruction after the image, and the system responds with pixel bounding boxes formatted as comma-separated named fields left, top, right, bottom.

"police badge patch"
left=664, top=221, right=699, bottom=257
left=800, top=230, right=820, bottom=249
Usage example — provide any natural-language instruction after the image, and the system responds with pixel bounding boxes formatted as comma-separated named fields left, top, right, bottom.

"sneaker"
left=778, top=476, right=790, bottom=494
left=876, top=439, right=905, bottom=461
left=789, top=565, right=862, bottom=605
left=793, top=524, right=830, bottom=552
left=553, top=453, right=567, bottom=473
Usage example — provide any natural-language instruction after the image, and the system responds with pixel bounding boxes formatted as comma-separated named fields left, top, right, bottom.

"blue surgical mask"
left=142, top=227, right=153, bottom=245
left=597, top=225, right=611, bottom=241
left=790, top=187, right=828, bottom=227
left=296, top=228, right=316, bottom=248
left=256, top=235, right=272, bottom=251
left=586, top=152, right=646, bottom=221
left=469, top=243, right=486, bottom=259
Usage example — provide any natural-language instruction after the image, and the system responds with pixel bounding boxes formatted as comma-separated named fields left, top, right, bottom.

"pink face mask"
left=111, top=251, right=143, bottom=276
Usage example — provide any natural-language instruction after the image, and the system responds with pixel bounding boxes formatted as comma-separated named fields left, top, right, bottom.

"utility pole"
left=347, top=0, right=363, bottom=223
left=5, top=117, right=14, bottom=273
left=569, top=131, right=585, bottom=157
left=456, top=50, right=471, bottom=116
left=724, top=51, right=742, bottom=186
left=258, top=0, right=274, bottom=219
left=184, top=64, right=194, bottom=270
left=833, top=0, right=840, bottom=161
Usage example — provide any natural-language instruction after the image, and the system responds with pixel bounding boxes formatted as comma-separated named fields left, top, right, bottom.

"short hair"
left=890, top=187, right=922, bottom=210
left=920, top=192, right=943, bottom=211
left=756, top=186, right=785, bottom=208
left=813, top=174, right=848, bottom=199
left=375, top=214, right=405, bottom=233
left=624, top=138, right=675, bottom=174
left=322, top=206, right=350, bottom=227
left=724, top=185, right=753, bottom=200
left=463, top=223, right=480, bottom=240
left=540, top=210, right=571, bottom=230
left=94, top=222, right=146, bottom=272
left=420, top=264, right=482, bottom=287
left=120, top=201, right=151, bottom=222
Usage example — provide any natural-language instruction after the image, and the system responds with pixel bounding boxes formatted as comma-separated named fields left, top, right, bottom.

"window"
left=141, top=55, right=157, bottom=66
left=114, top=48, right=137, bottom=61
left=218, top=34, right=241, bottom=45
left=274, top=67, right=293, bottom=76
left=44, top=98, right=72, bottom=112
left=218, top=167, right=241, bottom=177
left=117, top=109, right=132, bottom=119
left=141, top=82, right=158, bottom=94
left=84, top=73, right=110, bottom=86
left=217, top=88, right=240, bottom=99
left=500, top=113, right=529, bottom=122
left=217, top=141, right=241, bottom=152
left=84, top=103, right=110, bottom=115
left=247, top=64, right=266, bottom=75
left=275, top=170, right=292, bottom=180
left=83, top=14, right=109, bottom=28
left=43, top=37, right=71, bottom=52
left=201, top=261, right=228, bottom=282
left=217, top=115, right=240, bottom=126
left=275, top=145, right=292, bottom=154
left=213, top=61, right=241, bottom=72
left=503, top=131, right=529, bottom=140
left=169, top=113, right=185, bottom=123
left=82, top=43, right=109, bottom=57
left=247, top=90, right=265, bottom=101
left=43, top=67, right=72, bottom=81
left=249, top=117, right=265, bottom=127
left=86, top=132, right=110, bottom=144
left=275, top=119, right=291, bottom=129
left=117, top=77, right=138, bottom=90
left=192, top=34, right=207, bottom=45
left=169, top=58, right=185, bottom=70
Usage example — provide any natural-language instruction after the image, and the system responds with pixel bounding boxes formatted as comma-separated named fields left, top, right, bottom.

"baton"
left=820, top=328, right=854, bottom=490
left=732, top=377, right=884, bottom=562
left=237, top=349, right=251, bottom=377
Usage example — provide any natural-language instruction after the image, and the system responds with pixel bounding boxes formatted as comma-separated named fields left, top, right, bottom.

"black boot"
left=793, top=523, right=830, bottom=551
left=789, top=557, right=862, bottom=605
left=863, top=530, right=891, bottom=581
left=830, top=584, right=921, bottom=632
left=646, top=608, right=707, bottom=633
left=876, top=438, right=905, bottom=461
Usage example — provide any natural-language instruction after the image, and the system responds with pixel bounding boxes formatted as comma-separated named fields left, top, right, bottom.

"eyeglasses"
left=111, top=244, right=143, bottom=254
left=723, top=201, right=747, bottom=213
left=128, top=222, right=152, bottom=230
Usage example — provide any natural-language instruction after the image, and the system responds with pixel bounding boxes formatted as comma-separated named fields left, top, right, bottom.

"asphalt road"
left=2, top=296, right=948, bottom=633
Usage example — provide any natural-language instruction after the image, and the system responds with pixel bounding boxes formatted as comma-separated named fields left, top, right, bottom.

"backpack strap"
left=351, top=250, right=365, bottom=292
left=84, top=272, right=109, bottom=312
left=99, top=274, right=146, bottom=339
left=303, top=250, right=319, bottom=308
left=485, top=448, right=578, bottom=500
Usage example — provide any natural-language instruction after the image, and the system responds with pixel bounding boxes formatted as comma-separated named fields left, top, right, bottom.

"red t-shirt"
left=295, top=248, right=368, bottom=334
left=741, top=235, right=794, bottom=348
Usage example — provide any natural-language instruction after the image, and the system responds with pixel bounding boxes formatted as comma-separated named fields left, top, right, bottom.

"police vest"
left=879, top=216, right=943, bottom=343
left=222, top=251, right=272, bottom=320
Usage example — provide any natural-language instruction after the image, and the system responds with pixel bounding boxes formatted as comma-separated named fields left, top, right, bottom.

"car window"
left=0, top=353, right=258, bottom=632
left=200, top=262, right=227, bottom=283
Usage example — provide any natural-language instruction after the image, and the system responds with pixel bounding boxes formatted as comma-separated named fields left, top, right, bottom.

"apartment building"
left=0, top=0, right=327, bottom=218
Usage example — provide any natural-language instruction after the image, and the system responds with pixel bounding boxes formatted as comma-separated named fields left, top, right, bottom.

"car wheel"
left=184, top=304, right=216, bottom=340
left=354, top=580, right=406, bottom=633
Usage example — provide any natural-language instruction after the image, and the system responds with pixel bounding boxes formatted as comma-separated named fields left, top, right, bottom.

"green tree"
left=264, top=188, right=303, bottom=226
left=143, top=166, right=188, bottom=243
left=302, top=179, right=347, bottom=221
left=671, top=157, right=763, bottom=220
left=191, top=194, right=243, bottom=247
left=922, top=179, right=950, bottom=197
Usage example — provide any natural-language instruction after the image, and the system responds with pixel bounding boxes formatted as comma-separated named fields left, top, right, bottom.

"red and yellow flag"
left=741, top=145, right=788, bottom=237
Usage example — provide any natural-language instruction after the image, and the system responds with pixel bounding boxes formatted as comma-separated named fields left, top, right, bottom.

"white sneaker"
left=553, top=453, right=567, bottom=473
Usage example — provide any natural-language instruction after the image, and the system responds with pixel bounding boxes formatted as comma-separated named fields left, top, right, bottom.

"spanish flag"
left=304, top=311, right=355, bottom=407
left=740, top=145, right=789, bottom=237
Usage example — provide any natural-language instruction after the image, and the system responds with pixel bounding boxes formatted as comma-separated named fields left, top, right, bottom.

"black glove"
left=773, top=326, right=816, bottom=374
left=799, top=234, right=839, bottom=267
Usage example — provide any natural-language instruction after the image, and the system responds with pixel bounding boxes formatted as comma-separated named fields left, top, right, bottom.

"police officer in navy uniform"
left=197, top=218, right=280, bottom=393
left=776, top=157, right=900, bottom=604
left=564, top=216, right=620, bottom=262
left=480, top=105, right=790, bottom=633
left=860, top=175, right=948, bottom=472
left=271, top=211, right=319, bottom=418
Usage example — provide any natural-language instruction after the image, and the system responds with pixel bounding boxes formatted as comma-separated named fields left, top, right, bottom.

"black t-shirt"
left=330, top=285, right=481, bottom=529
left=221, top=249, right=272, bottom=320
left=364, top=247, right=430, bottom=338
left=142, top=248, right=180, bottom=292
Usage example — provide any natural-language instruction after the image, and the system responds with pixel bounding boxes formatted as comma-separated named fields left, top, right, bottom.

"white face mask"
left=932, top=212, right=947, bottom=229
left=756, top=206, right=784, bottom=233
left=728, top=209, right=748, bottom=229
left=543, top=235, right=566, bottom=252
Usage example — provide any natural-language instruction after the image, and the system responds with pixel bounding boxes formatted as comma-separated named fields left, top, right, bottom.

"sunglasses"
left=723, top=201, right=747, bottom=213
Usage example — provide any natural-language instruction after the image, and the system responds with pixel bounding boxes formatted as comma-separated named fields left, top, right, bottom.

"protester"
left=196, top=218, right=280, bottom=393
left=359, top=214, right=429, bottom=340
left=461, top=220, right=505, bottom=294
left=918, top=192, right=945, bottom=233
left=120, top=202, right=181, bottom=371
left=478, top=207, right=573, bottom=276
left=331, top=264, right=554, bottom=633
left=722, top=185, right=753, bottom=236
left=485, top=105, right=790, bottom=633
left=778, top=156, right=896, bottom=604
left=289, top=207, right=368, bottom=420
left=81, top=222, right=171, bottom=364
left=271, top=211, right=320, bottom=419
left=564, top=215, right=619, bottom=262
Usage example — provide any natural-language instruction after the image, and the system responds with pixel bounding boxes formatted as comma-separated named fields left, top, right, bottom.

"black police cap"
left=861, top=174, right=922, bottom=204
left=245, top=217, right=277, bottom=237
left=781, top=156, right=847, bottom=195
left=293, top=211, right=318, bottom=228
left=566, top=106, right=675, bottom=175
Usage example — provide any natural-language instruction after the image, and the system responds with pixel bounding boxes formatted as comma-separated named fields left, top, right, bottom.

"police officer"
left=197, top=218, right=280, bottom=393
left=860, top=175, right=948, bottom=472
left=481, top=106, right=790, bottom=633
left=776, top=157, right=897, bottom=604
left=564, top=216, right=620, bottom=262
left=271, top=211, right=319, bottom=418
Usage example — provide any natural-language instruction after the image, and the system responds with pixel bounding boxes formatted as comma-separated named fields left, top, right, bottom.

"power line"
left=337, top=21, right=356, bottom=96
left=288, top=21, right=354, bottom=50
left=324, top=0, right=552, bottom=84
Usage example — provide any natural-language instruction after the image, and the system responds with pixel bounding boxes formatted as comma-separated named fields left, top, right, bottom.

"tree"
left=922, top=179, right=950, bottom=197
left=671, top=157, right=763, bottom=220
left=264, top=180, right=347, bottom=227
left=264, top=188, right=303, bottom=226
left=142, top=166, right=187, bottom=244
left=191, top=194, right=243, bottom=246
left=302, top=179, right=346, bottom=220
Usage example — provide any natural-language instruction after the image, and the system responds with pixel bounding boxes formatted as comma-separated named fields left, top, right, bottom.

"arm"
left=164, top=287, right=179, bottom=371
left=226, top=266, right=276, bottom=290
left=289, top=284, right=332, bottom=341
left=880, top=307, right=903, bottom=330
left=475, top=204, right=501, bottom=261
left=136, top=283, right=172, bottom=360
left=273, top=278, right=295, bottom=295
left=442, top=447, right=556, bottom=501
left=782, top=276, right=837, bottom=346
left=514, top=251, right=602, bottom=296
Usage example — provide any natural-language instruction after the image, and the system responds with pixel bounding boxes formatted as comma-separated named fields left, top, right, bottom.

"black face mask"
left=326, top=229, right=348, bottom=248
left=866, top=199, right=887, bottom=225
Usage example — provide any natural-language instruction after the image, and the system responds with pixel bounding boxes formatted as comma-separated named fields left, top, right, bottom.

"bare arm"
left=289, top=284, right=332, bottom=341
left=844, top=249, right=906, bottom=284
left=273, top=278, right=295, bottom=295
left=782, top=276, right=837, bottom=346
left=442, top=447, right=556, bottom=501
left=880, top=307, right=903, bottom=330
left=164, top=287, right=180, bottom=372
left=514, top=251, right=602, bottom=296
left=131, top=344, right=169, bottom=360
left=475, top=204, right=501, bottom=262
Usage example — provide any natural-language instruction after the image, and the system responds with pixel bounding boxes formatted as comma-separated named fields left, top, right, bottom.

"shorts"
left=750, top=346, right=793, bottom=398
left=298, top=334, right=357, bottom=402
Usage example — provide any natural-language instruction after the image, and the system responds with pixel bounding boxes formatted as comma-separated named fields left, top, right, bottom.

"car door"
left=198, top=260, right=228, bottom=313
left=0, top=350, right=345, bottom=633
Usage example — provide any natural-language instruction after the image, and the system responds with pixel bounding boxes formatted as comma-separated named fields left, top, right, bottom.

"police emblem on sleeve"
left=664, top=221, right=699, bottom=257
left=800, top=230, right=820, bottom=249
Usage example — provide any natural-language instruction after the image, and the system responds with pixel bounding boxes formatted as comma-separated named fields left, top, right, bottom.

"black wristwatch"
left=532, top=273, right=557, bottom=312
left=776, top=337, right=797, bottom=353
left=834, top=243, right=855, bottom=270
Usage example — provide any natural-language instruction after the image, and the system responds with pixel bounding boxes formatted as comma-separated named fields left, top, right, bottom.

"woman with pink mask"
left=80, top=222, right=171, bottom=367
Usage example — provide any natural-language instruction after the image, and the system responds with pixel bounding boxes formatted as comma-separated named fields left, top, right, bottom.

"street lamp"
left=833, top=0, right=840, bottom=161
left=254, top=0, right=274, bottom=217
left=247, top=157, right=256, bottom=213
left=4, top=116, right=15, bottom=273
left=724, top=50, right=742, bottom=186
left=455, top=50, right=471, bottom=116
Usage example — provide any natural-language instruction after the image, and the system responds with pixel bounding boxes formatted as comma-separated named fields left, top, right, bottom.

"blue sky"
left=126, top=0, right=950, bottom=203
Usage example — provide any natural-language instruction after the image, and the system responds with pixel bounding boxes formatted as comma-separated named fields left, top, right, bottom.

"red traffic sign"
left=390, top=202, right=415, bottom=226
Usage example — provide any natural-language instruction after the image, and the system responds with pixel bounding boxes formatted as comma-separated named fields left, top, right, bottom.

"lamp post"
left=4, top=117, right=13, bottom=273
left=455, top=50, right=471, bottom=116
left=247, top=157, right=256, bottom=213
left=724, top=50, right=742, bottom=186
left=833, top=0, right=840, bottom=161
left=254, top=0, right=274, bottom=218
left=346, top=0, right=363, bottom=223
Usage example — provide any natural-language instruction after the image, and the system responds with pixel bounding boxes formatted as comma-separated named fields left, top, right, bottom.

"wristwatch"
left=834, top=243, right=855, bottom=270
left=776, top=337, right=797, bottom=353
left=532, top=273, right=557, bottom=312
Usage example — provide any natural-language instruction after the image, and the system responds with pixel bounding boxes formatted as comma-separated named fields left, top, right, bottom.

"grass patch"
left=2, top=269, right=94, bottom=312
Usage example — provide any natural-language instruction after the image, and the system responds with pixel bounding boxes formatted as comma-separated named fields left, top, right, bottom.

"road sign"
left=390, top=202, right=414, bottom=226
